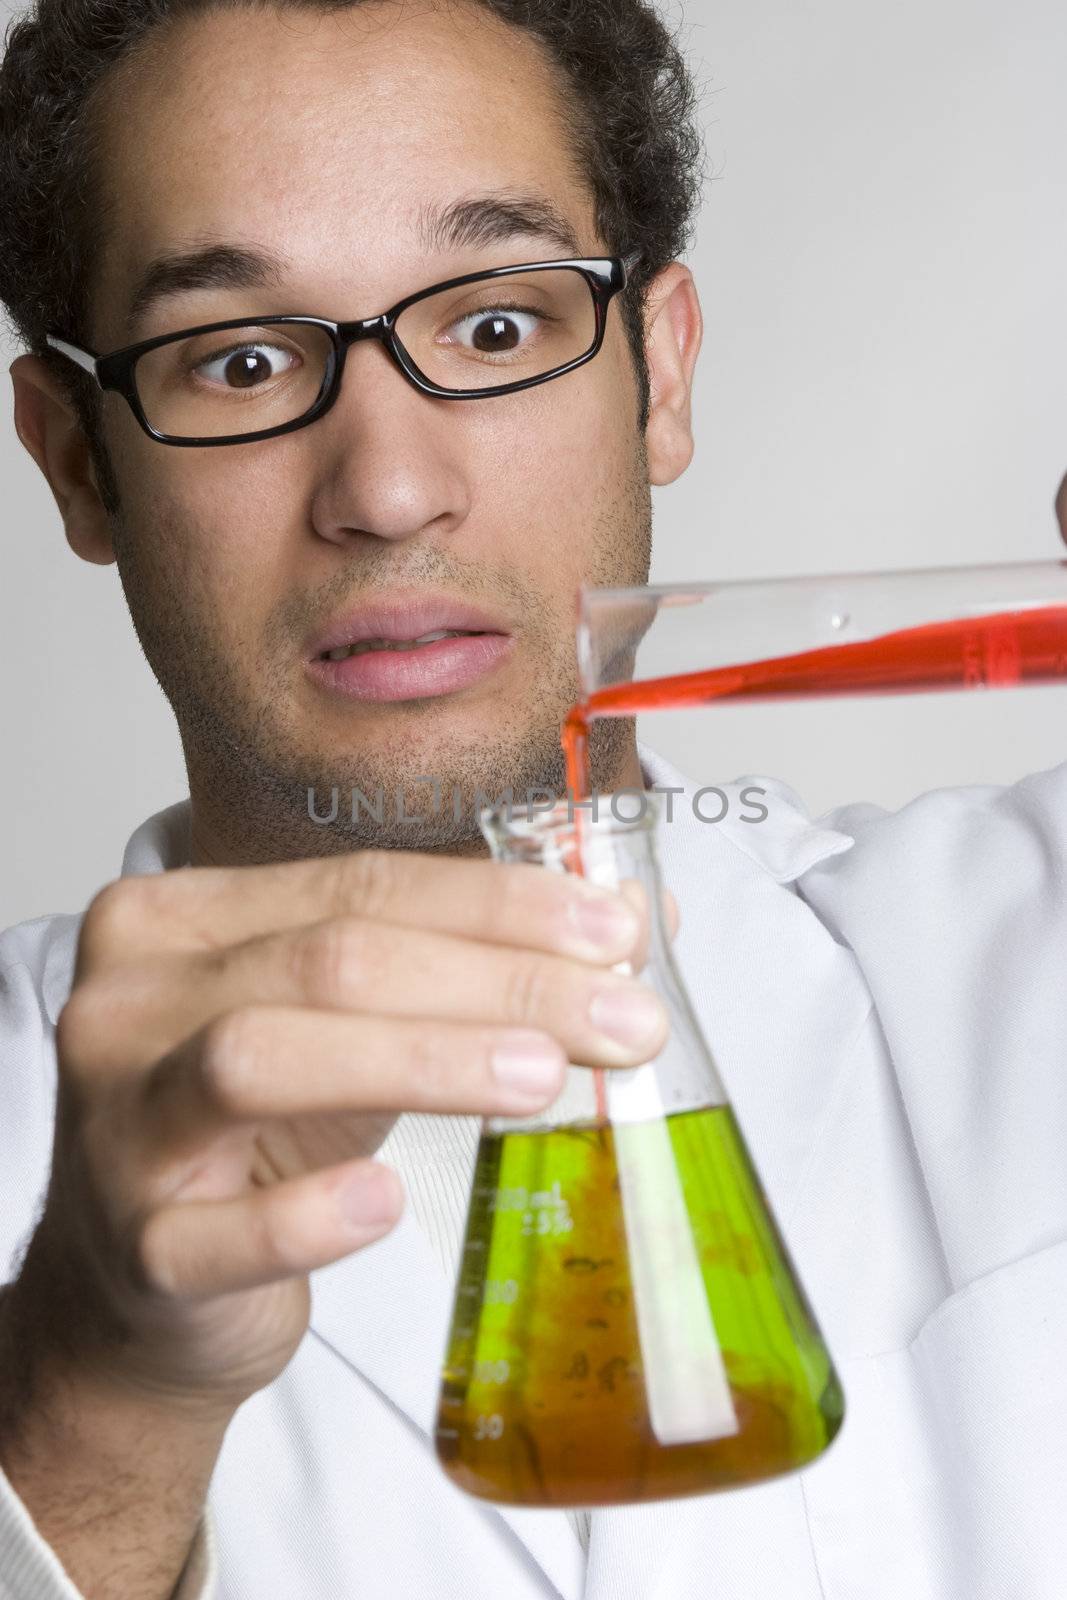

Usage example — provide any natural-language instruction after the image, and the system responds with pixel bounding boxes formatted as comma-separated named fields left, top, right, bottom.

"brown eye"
left=472, top=314, right=522, bottom=352
left=195, top=342, right=299, bottom=388
left=225, top=350, right=274, bottom=386
left=448, top=306, right=541, bottom=356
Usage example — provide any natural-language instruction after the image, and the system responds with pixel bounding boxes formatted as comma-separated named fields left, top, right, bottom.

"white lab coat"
left=1, top=744, right=1064, bottom=1599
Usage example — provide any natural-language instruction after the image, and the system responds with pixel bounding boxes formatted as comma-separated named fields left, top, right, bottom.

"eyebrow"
left=125, top=192, right=584, bottom=337
left=417, top=192, right=583, bottom=258
left=126, top=242, right=288, bottom=335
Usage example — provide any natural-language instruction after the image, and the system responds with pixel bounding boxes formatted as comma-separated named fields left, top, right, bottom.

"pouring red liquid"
left=560, top=601, right=1067, bottom=1122
left=562, top=602, right=1067, bottom=801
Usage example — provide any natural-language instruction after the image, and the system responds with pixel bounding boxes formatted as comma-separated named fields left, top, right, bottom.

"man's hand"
left=0, top=851, right=668, bottom=1599
left=0, top=851, right=668, bottom=1600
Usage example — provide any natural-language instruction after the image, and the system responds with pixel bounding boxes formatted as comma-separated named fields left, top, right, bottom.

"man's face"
left=88, top=0, right=653, bottom=858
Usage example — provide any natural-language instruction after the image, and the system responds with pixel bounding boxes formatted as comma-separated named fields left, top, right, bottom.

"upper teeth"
left=324, top=629, right=479, bottom=661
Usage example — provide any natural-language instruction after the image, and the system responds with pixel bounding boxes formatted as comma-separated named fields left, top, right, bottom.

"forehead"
left=92, top=0, right=598, bottom=336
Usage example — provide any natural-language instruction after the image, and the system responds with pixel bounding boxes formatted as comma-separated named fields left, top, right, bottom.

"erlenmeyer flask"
left=434, top=794, right=844, bottom=1509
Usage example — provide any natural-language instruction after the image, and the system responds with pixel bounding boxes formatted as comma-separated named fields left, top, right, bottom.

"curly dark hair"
left=0, top=0, right=705, bottom=465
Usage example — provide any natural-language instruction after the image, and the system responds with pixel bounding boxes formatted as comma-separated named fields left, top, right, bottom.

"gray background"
left=3, top=0, right=1067, bottom=930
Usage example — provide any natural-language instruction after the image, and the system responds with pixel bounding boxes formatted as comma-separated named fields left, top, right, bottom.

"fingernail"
left=491, top=1033, right=566, bottom=1099
left=589, top=985, right=666, bottom=1050
left=567, top=890, right=640, bottom=953
left=340, top=1168, right=399, bottom=1228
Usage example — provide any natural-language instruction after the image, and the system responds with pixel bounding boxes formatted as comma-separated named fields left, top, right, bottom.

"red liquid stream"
left=560, top=602, right=1067, bottom=1119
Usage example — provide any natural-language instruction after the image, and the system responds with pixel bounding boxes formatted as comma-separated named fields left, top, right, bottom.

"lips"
left=307, top=595, right=509, bottom=661
left=322, top=628, right=486, bottom=661
left=305, top=594, right=514, bottom=703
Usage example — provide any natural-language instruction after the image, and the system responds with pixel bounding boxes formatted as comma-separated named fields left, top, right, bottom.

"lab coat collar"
left=119, top=798, right=192, bottom=879
left=636, top=741, right=854, bottom=883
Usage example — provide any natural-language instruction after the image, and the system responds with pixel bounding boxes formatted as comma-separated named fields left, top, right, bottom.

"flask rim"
left=479, top=789, right=660, bottom=851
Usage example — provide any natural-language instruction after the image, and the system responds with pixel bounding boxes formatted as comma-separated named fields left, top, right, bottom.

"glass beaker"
left=433, top=794, right=844, bottom=1509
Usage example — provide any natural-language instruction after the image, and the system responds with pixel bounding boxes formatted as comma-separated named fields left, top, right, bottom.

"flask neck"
left=481, top=796, right=666, bottom=927
left=481, top=794, right=729, bottom=1128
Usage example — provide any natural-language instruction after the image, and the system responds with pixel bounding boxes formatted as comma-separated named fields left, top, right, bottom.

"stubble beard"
left=108, top=447, right=652, bottom=865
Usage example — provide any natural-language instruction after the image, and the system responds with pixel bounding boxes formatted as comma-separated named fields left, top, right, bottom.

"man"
left=1, top=2, right=1064, bottom=1598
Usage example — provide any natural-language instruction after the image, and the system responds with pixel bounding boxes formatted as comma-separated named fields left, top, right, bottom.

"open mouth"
left=319, top=628, right=490, bottom=661
left=306, top=596, right=513, bottom=701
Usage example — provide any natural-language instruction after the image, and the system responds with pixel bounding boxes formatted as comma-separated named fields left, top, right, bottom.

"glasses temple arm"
left=620, top=250, right=642, bottom=284
left=45, top=335, right=101, bottom=383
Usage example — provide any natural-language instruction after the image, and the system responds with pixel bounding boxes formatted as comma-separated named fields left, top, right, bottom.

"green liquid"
left=435, top=1104, right=844, bottom=1506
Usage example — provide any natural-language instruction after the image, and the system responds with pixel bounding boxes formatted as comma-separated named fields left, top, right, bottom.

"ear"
left=1056, top=470, right=1067, bottom=548
left=640, top=262, right=703, bottom=487
left=9, top=354, right=117, bottom=565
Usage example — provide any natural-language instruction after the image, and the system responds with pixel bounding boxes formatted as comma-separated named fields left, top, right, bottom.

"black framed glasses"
left=46, top=253, right=640, bottom=448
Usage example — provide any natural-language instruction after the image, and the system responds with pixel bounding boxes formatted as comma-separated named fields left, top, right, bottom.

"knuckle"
left=247, top=1196, right=302, bottom=1277
left=491, top=860, right=541, bottom=934
left=302, top=916, right=381, bottom=1006
left=503, top=954, right=553, bottom=1028
left=403, top=1027, right=456, bottom=1104
left=197, top=1008, right=264, bottom=1115
left=55, top=985, right=107, bottom=1079
left=132, top=1210, right=182, bottom=1299
left=78, top=880, right=139, bottom=966
left=348, top=844, right=403, bottom=921
left=79, top=873, right=190, bottom=970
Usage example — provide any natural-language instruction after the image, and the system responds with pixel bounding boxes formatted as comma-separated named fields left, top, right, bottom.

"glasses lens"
left=133, top=321, right=334, bottom=440
left=394, top=267, right=597, bottom=393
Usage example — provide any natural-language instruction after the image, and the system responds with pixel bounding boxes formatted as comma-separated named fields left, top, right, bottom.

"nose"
left=307, top=337, right=472, bottom=547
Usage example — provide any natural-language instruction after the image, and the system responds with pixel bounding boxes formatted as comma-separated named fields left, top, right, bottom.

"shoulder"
left=794, top=760, right=1067, bottom=1285
left=798, top=757, right=1067, bottom=929
left=793, top=757, right=1067, bottom=1021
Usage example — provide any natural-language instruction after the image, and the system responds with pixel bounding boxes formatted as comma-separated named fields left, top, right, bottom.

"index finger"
left=82, top=850, right=646, bottom=968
